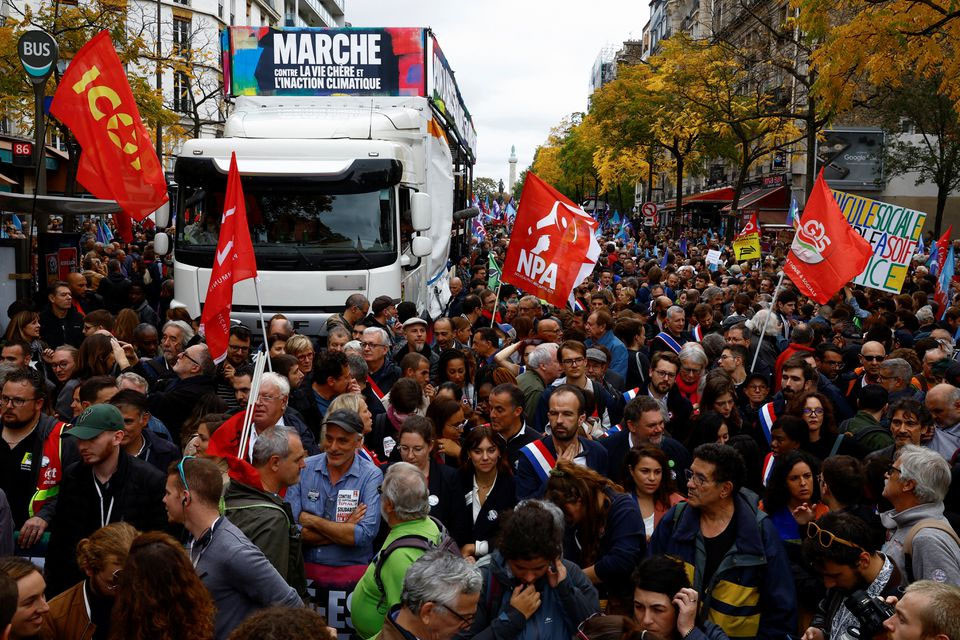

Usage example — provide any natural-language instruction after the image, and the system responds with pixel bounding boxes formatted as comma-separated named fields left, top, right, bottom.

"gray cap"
left=585, top=348, right=607, bottom=364
left=402, top=316, right=428, bottom=329
left=324, top=408, right=363, bottom=435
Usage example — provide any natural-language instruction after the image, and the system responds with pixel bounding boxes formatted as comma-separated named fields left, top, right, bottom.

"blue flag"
left=10, top=215, right=22, bottom=232
left=660, top=251, right=668, bottom=268
left=939, top=245, right=955, bottom=319
left=679, top=237, right=688, bottom=256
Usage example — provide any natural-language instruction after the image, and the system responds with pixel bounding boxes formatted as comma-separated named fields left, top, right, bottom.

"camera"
left=843, top=589, right=895, bottom=639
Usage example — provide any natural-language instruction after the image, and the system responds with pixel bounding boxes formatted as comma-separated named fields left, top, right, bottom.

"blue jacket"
left=650, top=494, right=797, bottom=640
left=463, top=551, right=599, bottom=640
left=515, top=436, right=608, bottom=500
left=586, top=330, right=629, bottom=379
left=563, top=489, right=645, bottom=591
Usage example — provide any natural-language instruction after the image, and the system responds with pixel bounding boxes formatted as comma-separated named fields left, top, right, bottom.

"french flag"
left=623, top=387, right=641, bottom=403
left=759, top=402, right=777, bottom=445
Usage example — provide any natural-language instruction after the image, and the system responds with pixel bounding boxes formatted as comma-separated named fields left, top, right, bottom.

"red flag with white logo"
left=737, top=211, right=759, bottom=238
left=49, top=31, right=168, bottom=241
left=199, top=153, right=257, bottom=362
left=784, top=170, right=872, bottom=304
left=501, top=173, right=600, bottom=307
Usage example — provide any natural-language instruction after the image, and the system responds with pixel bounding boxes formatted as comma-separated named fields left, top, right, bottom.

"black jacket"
left=136, top=428, right=181, bottom=473
left=97, top=272, right=132, bottom=314
left=288, top=386, right=325, bottom=442
left=38, top=307, right=84, bottom=349
left=45, top=452, right=167, bottom=597
left=451, top=469, right=517, bottom=551
left=601, top=429, right=691, bottom=489
left=632, top=381, right=694, bottom=443
left=147, top=374, right=216, bottom=443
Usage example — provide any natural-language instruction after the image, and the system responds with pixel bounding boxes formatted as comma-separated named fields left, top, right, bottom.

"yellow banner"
left=733, top=233, right=761, bottom=261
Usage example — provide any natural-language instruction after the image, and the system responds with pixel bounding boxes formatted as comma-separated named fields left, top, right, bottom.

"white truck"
left=158, top=27, right=476, bottom=335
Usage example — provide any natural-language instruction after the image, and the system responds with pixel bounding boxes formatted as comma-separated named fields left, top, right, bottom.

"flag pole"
left=750, top=271, right=785, bottom=373
left=238, top=349, right=267, bottom=463
left=253, top=277, right=273, bottom=372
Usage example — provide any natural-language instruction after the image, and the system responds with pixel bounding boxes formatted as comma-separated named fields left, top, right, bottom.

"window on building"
left=218, top=0, right=223, bottom=18
left=173, top=17, right=191, bottom=54
left=172, top=0, right=189, bottom=5
left=173, top=71, right=191, bottom=113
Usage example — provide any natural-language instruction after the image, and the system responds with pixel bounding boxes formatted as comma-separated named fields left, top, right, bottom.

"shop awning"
left=659, top=187, right=735, bottom=210
left=0, top=172, right=17, bottom=186
left=0, top=192, right=121, bottom=215
left=721, top=185, right=788, bottom=212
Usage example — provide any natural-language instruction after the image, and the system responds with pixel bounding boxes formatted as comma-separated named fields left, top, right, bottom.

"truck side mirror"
left=410, top=192, right=431, bottom=231
left=153, top=201, right=171, bottom=228
left=411, top=235, right=432, bottom=257
left=154, top=232, right=170, bottom=256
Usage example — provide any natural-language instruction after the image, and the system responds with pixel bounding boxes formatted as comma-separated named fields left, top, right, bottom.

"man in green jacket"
left=223, top=424, right=308, bottom=595
left=350, top=462, right=441, bottom=639
left=840, top=384, right=894, bottom=453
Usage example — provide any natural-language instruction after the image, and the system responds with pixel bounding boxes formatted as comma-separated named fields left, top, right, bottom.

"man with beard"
left=516, top=385, right=608, bottom=500
left=758, top=356, right=818, bottom=446
left=621, top=352, right=692, bottom=438
left=842, top=341, right=886, bottom=407
left=392, top=318, right=439, bottom=372
left=130, top=320, right=193, bottom=388
left=603, top=395, right=690, bottom=487
left=0, top=369, right=75, bottom=552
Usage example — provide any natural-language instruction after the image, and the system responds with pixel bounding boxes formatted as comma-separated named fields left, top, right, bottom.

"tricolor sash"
left=762, top=452, right=776, bottom=486
left=603, top=425, right=622, bottom=438
left=692, top=325, right=703, bottom=342
left=519, top=440, right=557, bottom=484
left=367, top=375, right=385, bottom=400
left=759, top=402, right=777, bottom=445
left=655, top=332, right=683, bottom=354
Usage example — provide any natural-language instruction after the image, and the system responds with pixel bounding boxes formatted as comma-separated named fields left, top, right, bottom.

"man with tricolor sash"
left=651, top=306, right=690, bottom=355
left=757, top=356, right=818, bottom=448
left=515, top=385, right=608, bottom=500
left=621, top=352, right=692, bottom=438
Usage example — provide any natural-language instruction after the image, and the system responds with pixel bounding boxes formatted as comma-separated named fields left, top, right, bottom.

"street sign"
left=11, top=141, right=35, bottom=168
left=641, top=202, right=658, bottom=218
left=18, top=31, right=58, bottom=85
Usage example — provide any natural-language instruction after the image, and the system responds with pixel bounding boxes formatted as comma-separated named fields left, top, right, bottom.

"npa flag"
left=198, top=153, right=258, bottom=363
left=783, top=170, right=872, bottom=304
left=501, top=173, right=600, bottom=308
left=49, top=31, right=168, bottom=241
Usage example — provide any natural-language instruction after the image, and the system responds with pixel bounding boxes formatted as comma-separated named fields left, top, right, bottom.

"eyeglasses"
left=806, top=522, right=866, bottom=553
left=684, top=468, right=713, bottom=487
left=180, top=351, right=201, bottom=367
left=50, top=360, right=73, bottom=369
left=576, top=612, right=603, bottom=640
left=177, top=455, right=196, bottom=492
left=449, top=419, right=468, bottom=433
left=108, top=568, right=123, bottom=590
left=745, top=384, right=767, bottom=392
left=437, top=603, right=474, bottom=629
left=227, top=344, right=250, bottom=352
left=0, top=395, right=35, bottom=408
left=360, top=341, right=387, bottom=350
left=561, top=357, right=585, bottom=366
left=681, top=366, right=703, bottom=375
left=652, top=369, right=677, bottom=378
left=802, top=407, right=824, bottom=417
left=398, top=445, right=428, bottom=455
left=255, top=393, right=282, bottom=404
left=861, top=355, right=885, bottom=362
left=885, top=464, right=902, bottom=478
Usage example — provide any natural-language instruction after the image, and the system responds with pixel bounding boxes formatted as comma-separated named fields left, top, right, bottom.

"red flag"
left=784, top=170, right=872, bottom=304
left=501, top=173, right=601, bottom=307
left=199, top=153, right=258, bottom=362
left=935, top=226, right=953, bottom=276
left=50, top=31, right=168, bottom=240
left=738, top=212, right=760, bottom=238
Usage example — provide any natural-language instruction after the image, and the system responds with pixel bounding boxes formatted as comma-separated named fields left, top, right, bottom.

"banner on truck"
left=429, top=35, right=477, bottom=159
left=224, top=27, right=426, bottom=97
left=831, top=189, right=926, bottom=294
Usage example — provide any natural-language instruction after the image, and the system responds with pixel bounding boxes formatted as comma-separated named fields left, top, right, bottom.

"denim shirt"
left=285, top=452, right=382, bottom=566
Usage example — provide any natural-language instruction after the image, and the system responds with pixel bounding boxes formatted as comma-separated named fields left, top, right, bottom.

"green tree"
left=472, top=177, right=499, bottom=201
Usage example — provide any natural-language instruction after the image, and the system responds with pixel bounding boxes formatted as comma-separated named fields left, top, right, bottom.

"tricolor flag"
left=692, top=324, right=703, bottom=342
left=758, top=402, right=777, bottom=445
left=623, top=387, right=641, bottom=403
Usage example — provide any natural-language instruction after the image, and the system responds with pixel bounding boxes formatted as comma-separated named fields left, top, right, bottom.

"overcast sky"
left=346, top=0, right=649, bottom=190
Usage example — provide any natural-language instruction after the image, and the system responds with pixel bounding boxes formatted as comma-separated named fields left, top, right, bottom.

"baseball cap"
left=402, top=316, right=428, bottom=329
left=324, top=409, right=363, bottom=435
left=585, top=348, right=608, bottom=364
left=372, top=295, right=400, bottom=315
left=64, top=404, right=125, bottom=440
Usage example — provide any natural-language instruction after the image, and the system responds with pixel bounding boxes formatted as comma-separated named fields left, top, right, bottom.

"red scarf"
left=675, top=376, right=701, bottom=407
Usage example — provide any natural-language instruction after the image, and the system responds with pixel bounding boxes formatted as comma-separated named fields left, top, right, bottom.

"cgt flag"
left=199, top=153, right=258, bottom=363
left=784, top=170, right=872, bottom=304
left=50, top=31, right=168, bottom=241
left=502, top=173, right=600, bottom=307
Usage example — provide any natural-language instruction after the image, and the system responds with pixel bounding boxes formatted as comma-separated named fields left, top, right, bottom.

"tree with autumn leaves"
left=0, top=0, right=224, bottom=198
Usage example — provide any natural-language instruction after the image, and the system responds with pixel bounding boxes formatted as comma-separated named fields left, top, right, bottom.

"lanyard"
left=190, top=518, right=220, bottom=568
left=92, top=472, right=114, bottom=528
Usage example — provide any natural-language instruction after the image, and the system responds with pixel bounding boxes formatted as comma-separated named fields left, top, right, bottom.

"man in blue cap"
left=44, top=404, right=166, bottom=597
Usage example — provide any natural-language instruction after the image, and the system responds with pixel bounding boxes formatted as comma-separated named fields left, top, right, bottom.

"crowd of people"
left=0, top=223, right=959, bottom=640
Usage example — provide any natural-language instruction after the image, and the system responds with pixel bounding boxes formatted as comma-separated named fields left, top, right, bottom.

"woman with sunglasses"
left=453, top=426, right=516, bottom=561
left=788, top=391, right=853, bottom=461
left=42, top=522, right=139, bottom=640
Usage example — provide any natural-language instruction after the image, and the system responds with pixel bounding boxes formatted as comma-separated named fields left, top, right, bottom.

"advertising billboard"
left=816, top=129, right=885, bottom=190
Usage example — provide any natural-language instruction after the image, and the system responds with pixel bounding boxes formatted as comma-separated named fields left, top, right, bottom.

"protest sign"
left=706, top=249, right=722, bottom=265
left=831, top=190, right=926, bottom=294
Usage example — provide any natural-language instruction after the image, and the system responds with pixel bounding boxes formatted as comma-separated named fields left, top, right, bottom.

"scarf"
left=675, top=375, right=701, bottom=407
left=386, top=405, right=409, bottom=431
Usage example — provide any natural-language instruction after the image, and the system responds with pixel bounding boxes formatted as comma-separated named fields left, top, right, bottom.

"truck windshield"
left=173, top=161, right=400, bottom=270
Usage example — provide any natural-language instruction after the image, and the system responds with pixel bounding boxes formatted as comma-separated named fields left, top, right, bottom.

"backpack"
left=373, top=516, right=460, bottom=606
left=902, top=518, right=960, bottom=583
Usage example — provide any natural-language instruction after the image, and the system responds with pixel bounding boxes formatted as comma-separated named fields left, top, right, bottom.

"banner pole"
left=750, top=271, right=785, bottom=373
left=253, top=277, right=273, bottom=372
left=238, top=350, right=266, bottom=462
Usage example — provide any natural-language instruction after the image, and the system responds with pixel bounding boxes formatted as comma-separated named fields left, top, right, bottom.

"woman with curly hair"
left=761, top=449, right=827, bottom=542
left=545, top=460, right=645, bottom=610
left=436, top=348, right=475, bottom=408
left=109, top=531, right=215, bottom=640
left=696, top=376, right=741, bottom=439
left=786, top=390, right=853, bottom=460
left=43, top=522, right=139, bottom=640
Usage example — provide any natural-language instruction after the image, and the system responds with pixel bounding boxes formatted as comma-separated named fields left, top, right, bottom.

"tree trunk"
left=675, top=153, right=684, bottom=236
left=935, top=184, right=948, bottom=239
left=728, top=143, right=752, bottom=242
left=804, top=96, right=818, bottom=198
